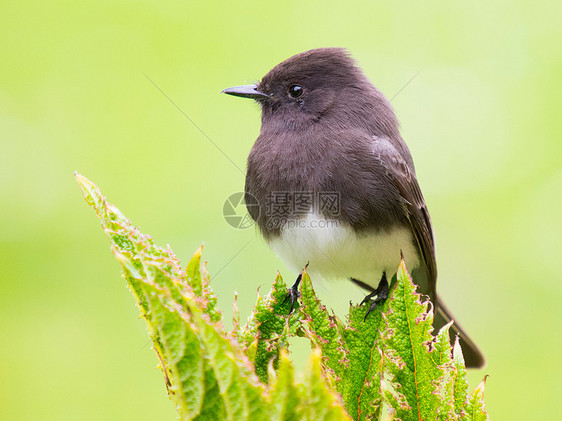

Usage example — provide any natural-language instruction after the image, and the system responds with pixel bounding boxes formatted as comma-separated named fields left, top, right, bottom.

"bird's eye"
left=288, top=85, right=303, bottom=98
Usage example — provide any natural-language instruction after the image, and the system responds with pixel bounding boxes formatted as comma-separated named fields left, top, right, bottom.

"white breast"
left=268, top=211, right=420, bottom=289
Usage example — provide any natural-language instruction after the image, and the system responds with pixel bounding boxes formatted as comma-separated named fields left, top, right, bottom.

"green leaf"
left=337, top=296, right=385, bottom=420
left=76, top=173, right=268, bottom=420
left=186, top=246, right=221, bottom=323
left=378, top=345, right=411, bottom=419
left=463, top=376, right=490, bottom=421
left=433, top=321, right=457, bottom=420
left=268, top=349, right=301, bottom=421
left=240, top=272, right=302, bottom=383
left=298, top=348, right=351, bottom=421
left=378, top=260, right=444, bottom=420
left=298, top=268, right=346, bottom=381
left=453, top=336, right=470, bottom=418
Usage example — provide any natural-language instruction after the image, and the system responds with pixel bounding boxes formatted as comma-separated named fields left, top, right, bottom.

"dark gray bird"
left=223, top=48, right=485, bottom=368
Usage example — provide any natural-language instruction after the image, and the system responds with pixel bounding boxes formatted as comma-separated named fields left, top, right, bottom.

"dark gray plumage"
left=223, top=48, right=484, bottom=368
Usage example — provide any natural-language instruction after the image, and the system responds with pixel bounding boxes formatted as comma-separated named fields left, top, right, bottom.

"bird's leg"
left=283, top=263, right=309, bottom=313
left=282, top=272, right=302, bottom=313
left=351, top=272, right=389, bottom=320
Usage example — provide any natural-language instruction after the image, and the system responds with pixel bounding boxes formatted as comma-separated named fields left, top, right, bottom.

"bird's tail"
left=434, top=295, right=486, bottom=368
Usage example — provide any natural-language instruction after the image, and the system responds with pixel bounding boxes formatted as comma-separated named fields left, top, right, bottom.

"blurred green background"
left=1, top=1, right=560, bottom=419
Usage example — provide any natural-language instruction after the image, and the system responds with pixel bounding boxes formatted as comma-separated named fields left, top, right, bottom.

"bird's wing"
left=370, top=136, right=437, bottom=299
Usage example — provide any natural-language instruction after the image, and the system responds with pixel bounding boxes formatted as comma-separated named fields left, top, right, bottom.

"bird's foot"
left=282, top=273, right=302, bottom=313
left=352, top=272, right=389, bottom=320
left=282, top=263, right=308, bottom=313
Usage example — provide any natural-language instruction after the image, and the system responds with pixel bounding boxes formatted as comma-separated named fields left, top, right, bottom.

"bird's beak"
left=221, top=84, right=269, bottom=100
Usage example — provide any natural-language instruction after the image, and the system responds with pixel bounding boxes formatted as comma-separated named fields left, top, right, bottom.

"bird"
left=222, top=48, right=485, bottom=368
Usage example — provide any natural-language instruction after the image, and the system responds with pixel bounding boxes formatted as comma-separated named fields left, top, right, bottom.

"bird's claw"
left=356, top=272, right=389, bottom=320
left=283, top=272, right=303, bottom=313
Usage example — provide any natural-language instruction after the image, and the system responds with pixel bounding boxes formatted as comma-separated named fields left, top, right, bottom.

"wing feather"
left=371, top=136, right=437, bottom=299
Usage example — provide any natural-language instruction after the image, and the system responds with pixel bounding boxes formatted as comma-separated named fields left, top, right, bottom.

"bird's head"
left=223, top=48, right=399, bottom=136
